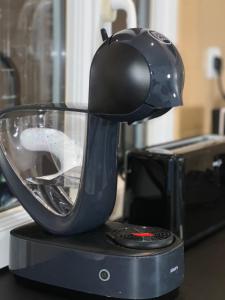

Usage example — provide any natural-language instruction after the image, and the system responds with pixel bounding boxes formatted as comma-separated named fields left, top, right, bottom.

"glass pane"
left=0, top=0, right=65, bottom=106
left=0, top=0, right=66, bottom=212
left=0, top=110, right=87, bottom=216
left=0, top=174, right=18, bottom=212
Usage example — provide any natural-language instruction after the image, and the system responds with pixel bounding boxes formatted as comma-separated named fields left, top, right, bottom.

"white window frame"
left=147, top=0, right=179, bottom=145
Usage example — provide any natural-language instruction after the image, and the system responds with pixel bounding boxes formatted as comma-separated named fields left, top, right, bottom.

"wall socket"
left=205, top=47, right=222, bottom=79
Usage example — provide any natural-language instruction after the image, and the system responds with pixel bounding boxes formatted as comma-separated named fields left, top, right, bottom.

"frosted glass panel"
left=0, top=0, right=65, bottom=106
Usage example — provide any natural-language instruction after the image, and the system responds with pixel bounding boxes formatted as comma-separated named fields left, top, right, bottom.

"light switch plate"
left=205, top=47, right=222, bottom=79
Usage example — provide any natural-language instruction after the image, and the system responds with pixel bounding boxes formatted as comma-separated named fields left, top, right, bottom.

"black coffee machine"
left=0, top=28, right=184, bottom=299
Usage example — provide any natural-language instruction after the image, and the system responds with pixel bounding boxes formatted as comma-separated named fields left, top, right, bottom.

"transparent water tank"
left=0, top=109, right=87, bottom=216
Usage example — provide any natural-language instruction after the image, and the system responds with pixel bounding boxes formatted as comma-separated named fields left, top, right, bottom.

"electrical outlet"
left=205, top=47, right=222, bottom=79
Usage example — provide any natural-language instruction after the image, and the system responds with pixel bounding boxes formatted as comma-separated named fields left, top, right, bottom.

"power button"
left=99, top=269, right=110, bottom=282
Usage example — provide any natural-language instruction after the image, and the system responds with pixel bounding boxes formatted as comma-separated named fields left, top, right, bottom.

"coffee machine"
left=0, top=28, right=184, bottom=299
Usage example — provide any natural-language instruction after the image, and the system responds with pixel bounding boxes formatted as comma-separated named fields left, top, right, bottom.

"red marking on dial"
left=131, top=232, right=154, bottom=237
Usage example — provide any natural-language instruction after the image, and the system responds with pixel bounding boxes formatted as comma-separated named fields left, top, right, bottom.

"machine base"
left=10, top=222, right=184, bottom=299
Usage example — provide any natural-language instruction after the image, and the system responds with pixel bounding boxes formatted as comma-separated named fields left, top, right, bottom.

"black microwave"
left=124, top=135, right=225, bottom=246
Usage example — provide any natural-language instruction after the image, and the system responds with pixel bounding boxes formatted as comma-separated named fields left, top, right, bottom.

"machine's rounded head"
left=89, top=28, right=184, bottom=124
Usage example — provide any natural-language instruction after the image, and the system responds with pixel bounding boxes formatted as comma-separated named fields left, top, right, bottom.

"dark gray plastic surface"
left=10, top=222, right=184, bottom=299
